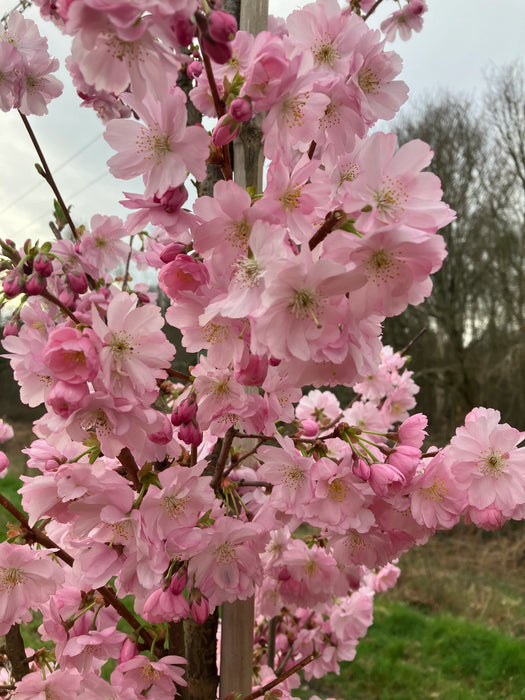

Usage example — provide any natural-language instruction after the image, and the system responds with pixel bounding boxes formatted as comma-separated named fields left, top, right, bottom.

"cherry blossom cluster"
left=0, top=11, right=62, bottom=115
left=0, top=1, right=523, bottom=698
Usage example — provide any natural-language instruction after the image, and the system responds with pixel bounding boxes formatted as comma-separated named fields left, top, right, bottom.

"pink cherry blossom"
left=105, top=88, right=209, bottom=197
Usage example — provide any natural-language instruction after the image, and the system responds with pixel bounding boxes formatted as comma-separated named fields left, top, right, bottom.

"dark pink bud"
left=33, top=252, right=53, bottom=277
left=119, top=639, right=138, bottom=664
left=170, top=571, right=187, bottom=595
left=178, top=421, right=203, bottom=446
left=190, top=592, right=209, bottom=624
left=47, top=381, right=89, bottom=418
left=212, top=114, right=240, bottom=146
left=353, top=458, right=371, bottom=481
left=3, top=318, right=19, bottom=338
left=408, top=0, right=426, bottom=15
left=155, top=185, right=188, bottom=214
left=160, top=242, right=187, bottom=264
left=207, top=10, right=237, bottom=43
left=172, top=13, right=195, bottom=46
left=229, top=97, right=252, bottom=123
left=200, top=35, right=232, bottom=64
left=2, top=269, right=25, bottom=298
left=300, top=419, right=319, bottom=438
left=24, top=272, right=47, bottom=296
left=67, top=270, right=88, bottom=294
left=187, top=60, right=203, bottom=79
left=171, top=396, right=198, bottom=426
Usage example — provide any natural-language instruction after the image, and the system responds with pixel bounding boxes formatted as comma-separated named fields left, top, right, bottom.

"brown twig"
left=167, top=368, right=193, bottom=383
left=210, top=426, right=236, bottom=490
left=308, top=209, right=347, bottom=250
left=400, top=327, right=427, bottom=356
left=364, top=0, right=386, bottom=20
left=243, top=652, right=319, bottom=700
left=18, top=111, right=79, bottom=241
left=40, top=289, right=82, bottom=325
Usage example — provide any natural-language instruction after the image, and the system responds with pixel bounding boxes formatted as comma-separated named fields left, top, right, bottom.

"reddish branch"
left=364, top=0, right=386, bottom=20
left=18, top=110, right=79, bottom=241
left=242, top=652, right=319, bottom=700
left=308, top=209, right=347, bottom=250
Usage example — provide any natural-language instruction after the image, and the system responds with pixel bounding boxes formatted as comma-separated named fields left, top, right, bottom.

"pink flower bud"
left=200, top=35, right=232, bottom=64
left=187, top=60, right=203, bottom=79
left=300, top=419, right=319, bottom=438
left=2, top=269, right=24, bottom=298
left=207, top=10, right=237, bottom=43
left=408, top=0, right=426, bottom=15
left=353, top=458, right=371, bottom=481
left=67, top=270, right=88, bottom=294
left=155, top=185, right=188, bottom=214
left=178, top=421, right=203, bottom=447
left=172, top=13, right=195, bottom=46
left=190, top=592, right=209, bottom=624
left=234, top=353, right=268, bottom=386
left=33, top=252, right=53, bottom=277
left=24, top=272, right=47, bottom=296
left=119, top=639, right=138, bottom=664
left=169, top=571, right=187, bottom=595
left=171, top=396, right=198, bottom=426
left=212, top=114, right=240, bottom=147
left=229, top=97, right=252, bottom=123
left=3, top=319, right=19, bottom=337
left=160, top=242, right=187, bottom=264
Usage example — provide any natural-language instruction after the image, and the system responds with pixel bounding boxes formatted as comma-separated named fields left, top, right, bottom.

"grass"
left=299, top=600, right=525, bottom=700
left=297, top=525, right=525, bottom=699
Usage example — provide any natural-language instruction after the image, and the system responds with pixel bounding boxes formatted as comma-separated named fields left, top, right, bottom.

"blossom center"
left=282, top=95, right=307, bottom=127
left=477, top=449, right=507, bottom=478
left=366, top=249, right=400, bottom=284
left=215, top=541, right=238, bottom=564
left=0, top=566, right=26, bottom=591
left=141, top=664, right=162, bottom=681
left=420, top=478, right=447, bottom=502
left=373, top=176, right=408, bottom=218
left=328, top=478, right=349, bottom=502
left=235, top=257, right=262, bottom=287
left=110, top=331, right=134, bottom=359
left=136, top=125, right=172, bottom=165
left=358, top=68, right=381, bottom=95
left=281, top=465, right=306, bottom=489
left=312, top=37, right=340, bottom=67
left=225, top=218, right=251, bottom=249
left=280, top=186, right=302, bottom=211
left=163, top=494, right=190, bottom=520
left=288, top=288, right=323, bottom=327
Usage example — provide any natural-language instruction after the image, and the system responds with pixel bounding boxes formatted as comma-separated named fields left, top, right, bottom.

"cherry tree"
left=0, top=1, right=523, bottom=699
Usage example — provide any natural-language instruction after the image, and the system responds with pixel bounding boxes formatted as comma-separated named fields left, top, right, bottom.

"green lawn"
left=298, top=600, right=525, bottom=700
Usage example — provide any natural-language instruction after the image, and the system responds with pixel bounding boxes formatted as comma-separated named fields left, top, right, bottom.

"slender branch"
left=308, top=209, right=347, bottom=250
left=40, top=289, right=82, bottom=325
left=364, top=0, right=386, bottom=20
left=236, top=479, right=273, bottom=491
left=5, top=625, right=29, bottom=681
left=18, top=111, right=79, bottom=241
left=224, top=437, right=266, bottom=475
left=122, top=234, right=135, bottom=291
left=307, top=140, right=317, bottom=160
left=243, top=652, right=319, bottom=700
left=267, top=617, right=277, bottom=671
left=400, top=327, right=426, bottom=356
left=167, top=368, right=192, bottom=383
left=210, top=426, right=236, bottom=489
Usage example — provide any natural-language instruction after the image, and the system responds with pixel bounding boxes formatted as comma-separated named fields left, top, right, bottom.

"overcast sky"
left=0, top=0, right=524, bottom=247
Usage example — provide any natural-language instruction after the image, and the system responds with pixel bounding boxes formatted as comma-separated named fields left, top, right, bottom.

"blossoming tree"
left=0, top=0, right=524, bottom=698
